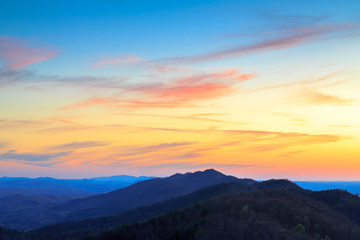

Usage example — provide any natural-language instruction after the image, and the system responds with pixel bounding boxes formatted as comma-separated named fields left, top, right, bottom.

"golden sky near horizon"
left=1, top=0, right=360, bottom=180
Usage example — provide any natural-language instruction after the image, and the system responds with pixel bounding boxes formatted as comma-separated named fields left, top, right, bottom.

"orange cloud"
left=0, top=36, right=58, bottom=69
left=145, top=127, right=343, bottom=148
left=295, top=88, right=352, bottom=105
left=116, top=113, right=245, bottom=125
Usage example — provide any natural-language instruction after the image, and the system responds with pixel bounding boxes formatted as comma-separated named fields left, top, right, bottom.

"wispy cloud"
left=0, top=141, right=10, bottom=149
left=37, top=125, right=96, bottom=133
left=223, top=129, right=342, bottom=142
left=259, top=11, right=330, bottom=29
left=144, top=127, right=343, bottom=150
left=152, top=64, right=189, bottom=73
left=0, top=150, right=71, bottom=167
left=47, top=115, right=87, bottom=125
left=47, top=141, right=109, bottom=151
left=132, top=70, right=253, bottom=99
left=116, top=113, right=246, bottom=125
left=155, top=23, right=359, bottom=64
left=278, top=150, right=305, bottom=158
left=0, top=68, right=128, bottom=90
left=139, top=162, right=255, bottom=170
left=60, top=98, right=122, bottom=110
left=131, top=142, right=195, bottom=152
left=172, top=152, right=202, bottom=159
left=251, top=73, right=338, bottom=92
left=294, top=88, right=353, bottom=105
left=61, top=69, right=255, bottom=109
left=114, top=142, right=195, bottom=158
left=0, top=119, right=44, bottom=129
left=92, top=55, right=146, bottom=68
left=0, top=36, right=59, bottom=69
left=330, top=125, right=360, bottom=128
left=271, top=112, right=306, bottom=125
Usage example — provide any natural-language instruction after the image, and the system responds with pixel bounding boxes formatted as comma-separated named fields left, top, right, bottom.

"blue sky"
left=2, top=0, right=358, bottom=75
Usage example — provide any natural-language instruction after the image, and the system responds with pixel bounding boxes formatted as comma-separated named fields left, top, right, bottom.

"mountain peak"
left=202, top=168, right=222, bottom=174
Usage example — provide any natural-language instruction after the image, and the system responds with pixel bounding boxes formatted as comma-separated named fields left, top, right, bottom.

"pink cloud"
left=0, top=36, right=58, bottom=69
left=129, top=70, right=254, bottom=105
left=61, top=69, right=255, bottom=110
left=60, top=98, right=121, bottom=110
left=92, top=55, right=146, bottom=68
left=154, top=65, right=180, bottom=73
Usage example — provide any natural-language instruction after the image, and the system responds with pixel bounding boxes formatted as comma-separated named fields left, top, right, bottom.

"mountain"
left=0, top=169, right=255, bottom=230
left=30, top=180, right=299, bottom=240
left=13, top=179, right=360, bottom=240
left=0, top=175, right=154, bottom=198
left=2, top=172, right=360, bottom=240
left=88, top=189, right=360, bottom=240
left=0, top=226, right=26, bottom=240
left=30, top=183, right=250, bottom=239
left=0, top=193, right=76, bottom=208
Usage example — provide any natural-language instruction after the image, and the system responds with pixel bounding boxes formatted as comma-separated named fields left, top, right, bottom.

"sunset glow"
left=1, top=0, right=359, bottom=180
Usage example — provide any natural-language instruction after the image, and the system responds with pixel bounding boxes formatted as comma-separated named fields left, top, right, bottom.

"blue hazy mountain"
left=295, top=181, right=360, bottom=194
left=0, top=175, right=154, bottom=198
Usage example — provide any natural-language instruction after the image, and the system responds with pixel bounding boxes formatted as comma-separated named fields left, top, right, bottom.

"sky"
left=0, top=0, right=360, bottom=180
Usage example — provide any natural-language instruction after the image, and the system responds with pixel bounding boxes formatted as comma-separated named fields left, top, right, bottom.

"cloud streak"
left=295, top=88, right=353, bottom=105
left=145, top=127, right=343, bottom=149
left=116, top=113, right=246, bottom=125
left=155, top=23, right=359, bottom=64
left=114, top=142, right=195, bottom=157
left=47, top=141, right=109, bottom=151
left=0, top=36, right=59, bottom=69
left=0, top=150, right=71, bottom=167
left=0, top=68, right=128, bottom=90
left=62, top=69, right=255, bottom=109
left=92, top=55, right=146, bottom=68
left=0, top=141, right=9, bottom=149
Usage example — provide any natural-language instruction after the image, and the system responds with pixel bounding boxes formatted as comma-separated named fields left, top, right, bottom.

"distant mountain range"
left=1, top=169, right=360, bottom=240
left=0, top=175, right=154, bottom=198
left=296, top=181, right=360, bottom=195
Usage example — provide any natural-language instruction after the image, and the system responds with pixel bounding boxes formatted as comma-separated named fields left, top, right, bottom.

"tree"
left=295, top=224, right=305, bottom=235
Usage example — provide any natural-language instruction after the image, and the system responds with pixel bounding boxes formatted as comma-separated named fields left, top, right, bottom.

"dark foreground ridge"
left=1, top=170, right=360, bottom=240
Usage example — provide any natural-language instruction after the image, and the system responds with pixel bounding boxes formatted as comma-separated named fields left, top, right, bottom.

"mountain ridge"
left=0, top=169, right=255, bottom=230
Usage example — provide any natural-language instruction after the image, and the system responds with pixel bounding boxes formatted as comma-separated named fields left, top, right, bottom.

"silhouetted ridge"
left=89, top=189, right=360, bottom=240
left=0, top=169, right=254, bottom=230
left=4, top=176, right=360, bottom=240
left=256, top=179, right=302, bottom=190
